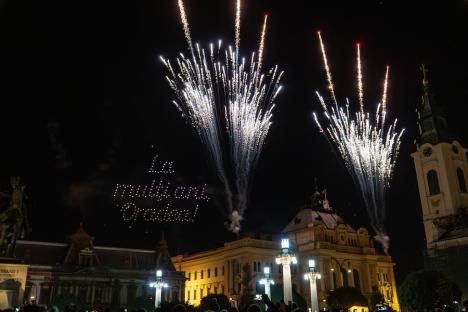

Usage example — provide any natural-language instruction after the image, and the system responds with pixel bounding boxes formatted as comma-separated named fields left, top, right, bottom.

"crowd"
left=2, top=295, right=468, bottom=312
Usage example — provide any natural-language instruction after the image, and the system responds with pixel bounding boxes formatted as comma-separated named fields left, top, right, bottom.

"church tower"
left=411, top=65, right=468, bottom=249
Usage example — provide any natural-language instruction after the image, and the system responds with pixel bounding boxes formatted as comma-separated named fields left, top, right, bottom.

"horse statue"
left=0, top=176, right=30, bottom=257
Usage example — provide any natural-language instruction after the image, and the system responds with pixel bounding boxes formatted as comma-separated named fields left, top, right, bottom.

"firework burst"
left=161, top=0, right=283, bottom=233
left=313, top=33, right=404, bottom=254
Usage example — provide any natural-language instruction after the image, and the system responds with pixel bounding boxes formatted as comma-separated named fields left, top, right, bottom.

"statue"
left=0, top=176, right=30, bottom=257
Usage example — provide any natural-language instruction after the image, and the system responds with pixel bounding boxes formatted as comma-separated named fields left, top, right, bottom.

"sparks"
left=357, top=43, right=364, bottom=111
left=317, top=31, right=338, bottom=105
left=382, top=65, right=390, bottom=114
left=313, top=33, right=404, bottom=255
left=177, top=0, right=193, bottom=55
left=235, top=0, right=241, bottom=54
left=256, top=14, right=268, bottom=75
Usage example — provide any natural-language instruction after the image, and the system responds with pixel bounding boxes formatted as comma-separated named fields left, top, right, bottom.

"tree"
left=326, top=287, right=368, bottom=309
left=398, top=269, right=461, bottom=312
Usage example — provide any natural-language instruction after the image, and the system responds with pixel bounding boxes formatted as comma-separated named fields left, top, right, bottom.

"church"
left=411, top=68, right=468, bottom=297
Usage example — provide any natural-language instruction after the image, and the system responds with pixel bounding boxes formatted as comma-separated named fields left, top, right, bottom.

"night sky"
left=1, top=0, right=467, bottom=284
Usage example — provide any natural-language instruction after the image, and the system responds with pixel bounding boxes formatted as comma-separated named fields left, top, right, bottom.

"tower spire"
left=416, top=64, right=452, bottom=146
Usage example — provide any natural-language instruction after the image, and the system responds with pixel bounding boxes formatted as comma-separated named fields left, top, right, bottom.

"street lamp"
left=150, top=269, right=169, bottom=308
left=304, top=259, right=322, bottom=312
left=275, top=238, right=296, bottom=304
left=260, top=266, right=275, bottom=300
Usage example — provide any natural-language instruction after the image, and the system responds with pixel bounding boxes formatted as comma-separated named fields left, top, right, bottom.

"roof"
left=282, top=208, right=355, bottom=233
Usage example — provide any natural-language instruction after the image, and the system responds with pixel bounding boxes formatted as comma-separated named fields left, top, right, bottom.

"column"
left=91, top=284, right=96, bottom=304
left=282, top=263, right=292, bottom=304
left=309, top=277, right=319, bottom=312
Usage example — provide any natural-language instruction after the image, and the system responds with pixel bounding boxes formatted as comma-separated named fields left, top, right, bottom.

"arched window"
left=457, top=168, right=467, bottom=193
left=332, top=271, right=337, bottom=290
left=353, top=269, right=361, bottom=290
left=427, top=170, right=440, bottom=195
left=340, top=268, right=348, bottom=287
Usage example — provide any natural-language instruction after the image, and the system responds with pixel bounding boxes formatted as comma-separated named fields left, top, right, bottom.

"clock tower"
left=411, top=66, right=468, bottom=297
left=411, top=66, right=468, bottom=248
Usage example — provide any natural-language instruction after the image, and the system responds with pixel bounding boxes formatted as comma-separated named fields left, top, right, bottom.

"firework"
left=356, top=43, right=364, bottom=111
left=256, top=14, right=268, bottom=75
left=313, top=33, right=404, bottom=255
left=317, top=31, right=338, bottom=105
left=161, top=1, right=283, bottom=233
left=235, top=0, right=241, bottom=53
left=177, top=0, right=193, bottom=54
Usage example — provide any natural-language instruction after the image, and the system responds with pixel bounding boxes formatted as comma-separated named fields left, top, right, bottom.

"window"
left=427, top=170, right=440, bottom=195
left=221, top=285, right=225, bottom=294
left=201, top=270, right=204, bottom=279
left=222, top=266, right=225, bottom=275
left=193, top=290, right=196, bottom=300
left=353, top=269, right=361, bottom=290
left=341, top=268, right=348, bottom=287
left=332, top=271, right=337, bottom=290
left=188, top=272, right=191, bottom=281
left=214, top=286, right=218, bottom=294
left=208, top=269, right=211, bottom=278
left=457, top=168, right=467, bottom=193
left=215, top=267, right=218, bottom=277
left=194, top=271, right=197, bottom=280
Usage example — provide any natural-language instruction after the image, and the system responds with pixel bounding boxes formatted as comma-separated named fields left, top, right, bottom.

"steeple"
left=417, top=65, right=452, bottom=145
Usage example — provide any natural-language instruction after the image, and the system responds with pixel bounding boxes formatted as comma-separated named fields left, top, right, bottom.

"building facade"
left=411, top=69, right=468, bottom=297
left=173, top=192, right=400, bottom=311
left=13, top=225, right=185, bottom=309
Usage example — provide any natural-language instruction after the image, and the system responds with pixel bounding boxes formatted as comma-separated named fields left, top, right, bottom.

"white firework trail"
left=256, top=14, right=268, bottom=75
left=317, top=31, right=338, bottom=105
left=235, top=0, right=241, bottom=54
left=162, top=0, right=283, bottom=233
left=382, top=65, right=390, bottom=114
left=313, top=33, right=404, bottom=255
left=357, top=43, right=364, bottom=111
left=177, top=0, right=193, bottom=55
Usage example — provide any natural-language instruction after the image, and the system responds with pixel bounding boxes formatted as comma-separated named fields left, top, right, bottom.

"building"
left=173, top=191, right=400, bottom=311
left=411, top=67, right=468, bottom=297
left=13, top=224, right=185, bottom=309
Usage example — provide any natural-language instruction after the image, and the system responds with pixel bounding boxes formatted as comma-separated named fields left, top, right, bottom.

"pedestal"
left=0, top=260, right=28, bottom=309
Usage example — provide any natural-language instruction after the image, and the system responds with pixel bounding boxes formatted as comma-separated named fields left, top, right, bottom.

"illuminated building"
left=173, top=191, right=400, bottom=311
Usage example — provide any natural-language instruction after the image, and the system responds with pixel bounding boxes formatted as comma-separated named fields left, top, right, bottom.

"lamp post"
left=151, top=269, right=168, bottom=308
left=304, top=259, right=321, bottom=312
left=276, top=238, right=297, bottom=304
left=260, top=266, right=275, bottom=299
